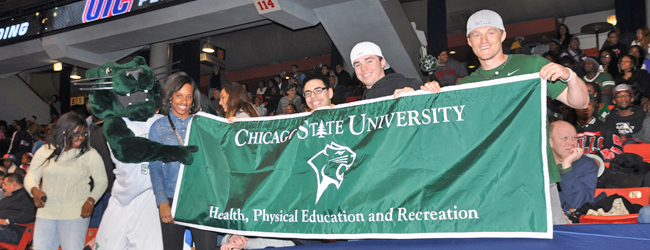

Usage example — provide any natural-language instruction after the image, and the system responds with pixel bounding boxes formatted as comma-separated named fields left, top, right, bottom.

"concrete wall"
left=0, top=75, right=50, bottom=125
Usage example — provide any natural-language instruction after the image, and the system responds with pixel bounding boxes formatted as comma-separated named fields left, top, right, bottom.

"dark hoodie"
left=363, top=73, right=422, bottom=100
left=605, top=106, right=649, bottom=136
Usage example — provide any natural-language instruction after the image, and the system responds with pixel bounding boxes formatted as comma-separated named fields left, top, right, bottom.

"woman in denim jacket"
left=149, top=72, right=217, bottom=249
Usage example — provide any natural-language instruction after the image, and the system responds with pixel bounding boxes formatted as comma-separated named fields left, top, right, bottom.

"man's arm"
left=540, top=63, right=589, bottom=109
left=558, top=154, right=599, bottom=211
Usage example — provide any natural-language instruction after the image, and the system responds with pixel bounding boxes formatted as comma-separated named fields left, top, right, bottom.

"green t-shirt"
left=458, top=54, right=568, bottom=183
left=583, top=72, right=615, bottom=89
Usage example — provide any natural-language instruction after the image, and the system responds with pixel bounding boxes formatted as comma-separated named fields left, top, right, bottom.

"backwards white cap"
left=466, top=9, right=505, bottom=36
left=350, top=41, right=390, bottom=69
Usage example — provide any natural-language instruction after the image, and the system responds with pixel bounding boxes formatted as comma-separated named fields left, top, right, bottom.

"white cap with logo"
left=350, top=41, right=390, bottom=70
left=466, top=9, right=505, bottom=36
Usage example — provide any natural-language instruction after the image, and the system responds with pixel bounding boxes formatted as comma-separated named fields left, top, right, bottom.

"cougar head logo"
left=307, top=142, right=357, bottom=204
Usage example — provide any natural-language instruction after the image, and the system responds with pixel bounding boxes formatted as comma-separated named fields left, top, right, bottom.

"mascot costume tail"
left=75, top=56, right=197, bottom=250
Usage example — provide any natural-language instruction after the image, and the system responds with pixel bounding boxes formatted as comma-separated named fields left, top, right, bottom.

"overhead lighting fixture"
left=70, top=67, right=81, bottom=79
left=53, top=62, right=62, bottom=71
left=449, top=51, right=456, bottom=55
left=607, top=15, right=617, bottom=26
left=468, top=65, right=476, bottom=69
left=202, top=42, right=215, bottom=53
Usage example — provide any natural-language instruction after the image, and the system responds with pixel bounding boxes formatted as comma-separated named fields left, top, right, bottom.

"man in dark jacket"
left=606, top=84, right=650, bottom=143
left=0, top=173, right=36, bottom=244
left=349, top=41, right=422, bottom=99
left=6, top=120, right=32, bottom=163
left=550, top=121, right=599, bottom=213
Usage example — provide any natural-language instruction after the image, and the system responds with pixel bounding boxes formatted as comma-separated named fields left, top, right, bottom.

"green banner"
left=172, top=73, right=552, bottom=239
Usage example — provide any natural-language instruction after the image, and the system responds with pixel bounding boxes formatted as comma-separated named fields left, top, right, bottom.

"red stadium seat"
left=623, top=144, right=650, bottom=163
left=0, top=223, right=35, bottom=250
left=578, top=187, right=650, bottom=224
left=85, top=228, right=98, bottom=247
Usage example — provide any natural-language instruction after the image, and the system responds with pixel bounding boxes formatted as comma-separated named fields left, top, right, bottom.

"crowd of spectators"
left=4, top=9, right=650, bottom=249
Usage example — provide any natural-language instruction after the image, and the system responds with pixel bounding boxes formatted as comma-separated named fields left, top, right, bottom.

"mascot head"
left=83, top=56, right=160, bottom=121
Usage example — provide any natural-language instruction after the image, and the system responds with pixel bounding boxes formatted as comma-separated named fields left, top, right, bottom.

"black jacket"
left=0, top=188, right=36, bottom=237
left=363, top=73, right=422, bottom=100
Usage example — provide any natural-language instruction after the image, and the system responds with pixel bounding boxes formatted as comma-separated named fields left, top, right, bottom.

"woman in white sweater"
left=25, top=112, right=107, bottom=250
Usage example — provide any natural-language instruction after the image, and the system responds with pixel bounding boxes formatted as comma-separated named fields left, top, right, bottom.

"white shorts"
left=94, top=189, right=162, bottom=250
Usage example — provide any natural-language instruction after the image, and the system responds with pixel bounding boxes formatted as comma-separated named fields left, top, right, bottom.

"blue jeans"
left=638, top=205, right=650, bottom=223
left=0, top=225, right=19, bottom=244
left=33, top=217, right=90, bottom=250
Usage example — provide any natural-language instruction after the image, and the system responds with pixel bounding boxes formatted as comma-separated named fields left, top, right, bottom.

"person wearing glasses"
left=24, top=112, right=108, bottom=250
left=303, top=75, right=335, bottom=111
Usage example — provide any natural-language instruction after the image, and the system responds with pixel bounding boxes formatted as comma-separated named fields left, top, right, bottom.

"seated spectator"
left=556, top=24, right=574, bottom=51
left=279, top=70, right=291, bottom=89
left=334, top=64, right=352, bottom=88
left=19, top=153, right=31, bottom=172
left=0, top=173, right=36, bottom=244
left=12, top=168, right=26, bottom=178
left=6, top=119, right=32, bottom=163
left=265, top=87, right=282, bottom=116
left=264, top=79, right=280, bottom=100
left=289, top=77, right=302, bottom=95
left=433, top=49, right=468, bottom=87
left=284, top=103, right=297, bottom=114
left=600, top=30, right=628, bottom=57
left=585, top=82, right=611, bottom=120
left=510, top=41, right=523, bottom=54
left=31, top=131, right=46, bottom=154
left=613, top=55, right=650, bottom=108
left=2, top=154, right=16, bottom=173
left=542, top=39, right=562, bottom=63
left=255, top=80, right=267, bottom=95
left=559, top=37, right=587, bottom=77
left=574, top=97, right=622, bottom=161
left=628, top=45, right=650, bottom=70
left=252, top=95, right=267, bottom=116
left=291, top=64, right=306, bottom=84
left=631, top=26, right=650, bottom=57
left=605, top=84, right=650, bottom=143
left=274, top=75, right=286, bottom=92
left=26, top=116, right=39, bottom=137
left=583, top=57, right=615, bottom=98
left=599, top=48, right=619, bottom=78
left=532, top=35, right=550, bottom=55
left=550, top=121, right=599, bottom=213
left=276, top=84, right=303, bottom=115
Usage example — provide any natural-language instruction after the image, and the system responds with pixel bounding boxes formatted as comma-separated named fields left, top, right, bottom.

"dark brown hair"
left=159, top=72, right=201, bottom=115
left=221, top=82, right=259, bottom=118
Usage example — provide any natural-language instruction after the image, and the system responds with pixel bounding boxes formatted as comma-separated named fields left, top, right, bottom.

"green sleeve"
left=532, top=56, right=567, bottom=99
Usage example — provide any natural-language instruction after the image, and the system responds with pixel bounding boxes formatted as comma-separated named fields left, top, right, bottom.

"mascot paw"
left=167, top=145, right=198, bottom=165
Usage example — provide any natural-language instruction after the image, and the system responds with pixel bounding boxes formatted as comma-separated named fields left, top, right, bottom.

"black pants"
left=161, top=198, right=218, bottom=250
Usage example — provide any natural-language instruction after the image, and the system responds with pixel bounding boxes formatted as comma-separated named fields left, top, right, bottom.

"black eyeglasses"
left=600, top=55, right=611, bottom=58
left=70, top=130, right=88, bottom=138
left=303, top=87, right=329, bottom=98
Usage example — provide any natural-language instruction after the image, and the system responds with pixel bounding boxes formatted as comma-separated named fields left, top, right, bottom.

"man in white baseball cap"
left=350, top=41, right=422, bottom=99
left=419, top=9, right=589, bottom=225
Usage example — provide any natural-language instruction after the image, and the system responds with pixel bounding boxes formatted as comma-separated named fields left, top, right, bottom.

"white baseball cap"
left=466, top=9, right=505, bottom=36
left=350, top=41, right=390, bottom=69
